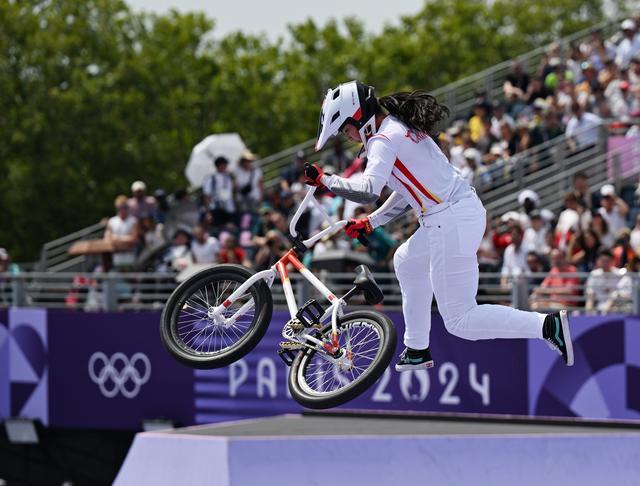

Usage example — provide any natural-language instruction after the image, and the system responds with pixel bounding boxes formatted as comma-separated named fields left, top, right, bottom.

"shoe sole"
left=560, top=310, right=574, bottom=366
left=395, top=360, right=434, bottom=372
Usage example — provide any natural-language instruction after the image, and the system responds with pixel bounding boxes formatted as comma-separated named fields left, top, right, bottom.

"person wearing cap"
left=202, top=156, right=236, bottom=227
left=235, top=149, right=263, bottom=215
left=128, top=180, right=157, bottom=220
left=517, top=189, right=543, bottom=229
left=105, top=195, right=139, bottom=270
left=460, top=148, right=491, bottom=189
left=565, top=101, right=602, bottom=154
left=556, top=192, right=582, bottom=251
left=598, top=184, right=629, bottom=237
left=616, top=19, right=640, bottom=69
left=576, top=61, right=601, bottom=98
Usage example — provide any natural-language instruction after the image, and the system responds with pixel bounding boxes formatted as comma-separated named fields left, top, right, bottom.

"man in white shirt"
left=234, top=150, right=264, bottom=214
left=556, top=192, right=581, bottom=251
left=501, top=224, right=529, bottom=287
left=586, top=249, right=623, bottom=312
left=202, top=156, right=236, bottom=226
left=565, top=102, right=602, bottom=153
left=598, top=184, right=629, bottom=238
left=190, top=224, right=220, bottom=264
left=615, top=19, right=640, bottom=69
left=104, top=195, right=138, bottom=269
left=523, top=210, right=549, bottom=254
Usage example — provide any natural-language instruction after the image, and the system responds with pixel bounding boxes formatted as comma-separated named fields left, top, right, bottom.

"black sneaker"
left=542, top=310, right=574, bottom=366
left=395, top=347, right=434, bottom=372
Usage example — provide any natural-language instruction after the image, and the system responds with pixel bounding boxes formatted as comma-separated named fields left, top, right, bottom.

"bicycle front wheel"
left=288, top=310, right=396, bottom=409
left=160, top=264, right=273, bottom=369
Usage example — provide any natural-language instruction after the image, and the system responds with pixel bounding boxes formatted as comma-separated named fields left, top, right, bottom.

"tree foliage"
left=0, top=0, right=619, bottom=260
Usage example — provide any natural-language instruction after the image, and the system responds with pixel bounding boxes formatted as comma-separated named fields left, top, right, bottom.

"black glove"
left=304, top=163, right=325, bottom=186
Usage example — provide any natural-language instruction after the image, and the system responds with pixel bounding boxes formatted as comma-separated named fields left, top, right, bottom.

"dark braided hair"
left=377, top=91, right=450, bottom=138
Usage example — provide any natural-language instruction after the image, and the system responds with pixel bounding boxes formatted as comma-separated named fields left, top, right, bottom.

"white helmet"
left=315, top=80, right=379, bottom=152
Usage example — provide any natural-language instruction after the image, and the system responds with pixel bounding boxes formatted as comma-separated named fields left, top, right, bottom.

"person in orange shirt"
left=530, top=249, right=582, bottom=310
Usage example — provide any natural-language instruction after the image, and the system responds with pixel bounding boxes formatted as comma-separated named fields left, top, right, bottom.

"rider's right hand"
left=344, top=217, right=373, bottom=239
left=303, top=163, right=325, bottom=186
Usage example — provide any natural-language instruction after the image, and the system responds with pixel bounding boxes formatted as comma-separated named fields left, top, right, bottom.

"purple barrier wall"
left=1, top=308, right=639, bottom=428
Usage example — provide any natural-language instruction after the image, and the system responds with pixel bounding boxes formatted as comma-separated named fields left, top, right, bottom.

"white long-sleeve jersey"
left=320, top=116, right=472, bottom=228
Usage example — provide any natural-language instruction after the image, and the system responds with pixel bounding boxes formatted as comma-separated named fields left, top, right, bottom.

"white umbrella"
left=185, top=133, right=247, bottom=187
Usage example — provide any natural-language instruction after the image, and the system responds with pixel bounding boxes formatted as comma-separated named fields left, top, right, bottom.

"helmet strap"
left=357, top=115, right=378, bottom=156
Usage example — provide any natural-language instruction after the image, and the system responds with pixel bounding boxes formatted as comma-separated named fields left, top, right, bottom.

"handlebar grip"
left=357, top=234, right=369, bottom=247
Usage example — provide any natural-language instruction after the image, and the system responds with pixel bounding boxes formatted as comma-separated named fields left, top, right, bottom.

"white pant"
left=393, top=194, right=545, bottom=350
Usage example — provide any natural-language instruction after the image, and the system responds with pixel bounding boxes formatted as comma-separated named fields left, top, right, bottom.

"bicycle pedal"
left=296, top=299, right=325, bottom=328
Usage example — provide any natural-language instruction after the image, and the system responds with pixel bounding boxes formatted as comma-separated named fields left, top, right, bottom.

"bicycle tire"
left=288, top=310, right=396, bottom=409
left=160, top=264, right=273, bottom=369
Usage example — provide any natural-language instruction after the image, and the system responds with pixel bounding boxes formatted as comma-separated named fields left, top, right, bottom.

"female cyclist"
left=305, top=80, right=573, bottom=371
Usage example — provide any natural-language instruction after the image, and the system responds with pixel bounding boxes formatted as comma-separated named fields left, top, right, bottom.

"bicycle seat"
left=353, top=265, right=384, bottom=305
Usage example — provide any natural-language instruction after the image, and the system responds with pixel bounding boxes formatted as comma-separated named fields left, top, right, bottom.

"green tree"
left=0, top=0, right=620, bottom=262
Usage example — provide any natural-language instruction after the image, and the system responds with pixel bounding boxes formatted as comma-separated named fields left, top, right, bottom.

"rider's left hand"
left=344, top=217, right=373, bottom=239
left=304, top=163, right=325, bottom=186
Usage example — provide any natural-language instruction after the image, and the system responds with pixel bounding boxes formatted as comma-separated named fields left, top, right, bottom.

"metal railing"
left=38, top=222, right=106, bottom=272
left=484, top=126, right=639, bottom=218
left=1, top=270, right=638, bottom=314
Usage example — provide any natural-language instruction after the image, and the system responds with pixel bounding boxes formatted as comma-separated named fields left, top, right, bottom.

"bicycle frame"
left=209, top=186, right=348, bottom=353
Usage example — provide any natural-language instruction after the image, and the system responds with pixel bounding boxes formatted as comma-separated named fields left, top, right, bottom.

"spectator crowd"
left=3, top=18, right=640, bottom=314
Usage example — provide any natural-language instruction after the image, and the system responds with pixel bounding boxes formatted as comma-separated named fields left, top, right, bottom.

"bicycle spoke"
left=173, top=277, right=259, bottom=356
left=298, top=319, right=382, bottom=396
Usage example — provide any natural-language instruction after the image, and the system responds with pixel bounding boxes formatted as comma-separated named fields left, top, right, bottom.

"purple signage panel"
left=528, top=314, right=640, bottom=420
left=0, top=309, right=8, bottom=419
left=46, top=310, right=195, bottom=429
left=4, top=308, right=639, bottom=430
left=9, top=308, right=48, bottom=425
left=607, top=135, right=640, bottom=180
left=193, top=311, right=529, bottom=424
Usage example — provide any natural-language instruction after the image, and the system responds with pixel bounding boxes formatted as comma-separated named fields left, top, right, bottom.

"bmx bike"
left=160, top=186, right=397, bottom=409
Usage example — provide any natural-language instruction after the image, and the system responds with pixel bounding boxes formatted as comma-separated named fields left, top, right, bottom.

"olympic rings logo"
left=88, top=352, right=151, bottom=399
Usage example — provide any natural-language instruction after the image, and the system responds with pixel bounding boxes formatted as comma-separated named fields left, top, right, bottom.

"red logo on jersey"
left=405, top=130, right=428, bottom=143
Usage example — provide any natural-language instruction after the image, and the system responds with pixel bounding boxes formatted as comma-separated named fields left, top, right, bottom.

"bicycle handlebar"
left=289, top=186, right=353, bottom=249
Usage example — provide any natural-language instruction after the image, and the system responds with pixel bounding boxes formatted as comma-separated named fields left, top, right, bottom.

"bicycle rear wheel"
left=160, top=264, right=273, bottom=369
left=288, top=310, right=396, bottom=409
